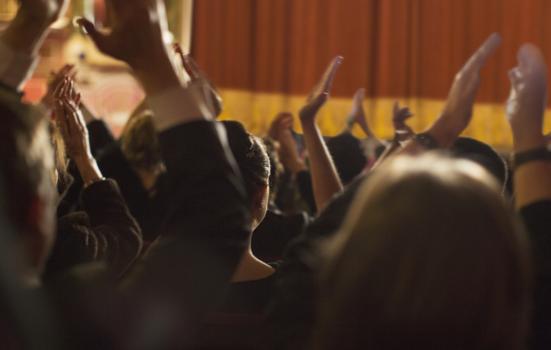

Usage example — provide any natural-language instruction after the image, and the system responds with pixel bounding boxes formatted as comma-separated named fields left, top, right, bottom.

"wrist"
left=131, top=49, right=182, bottom=95
left=512, top=133, right=546, bottom=153
left=426, top=117, right=457, bottom=148
left=74, top=157, right=104, bottom=187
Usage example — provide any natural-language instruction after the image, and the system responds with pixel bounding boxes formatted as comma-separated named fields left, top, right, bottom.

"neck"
left=231, top=245, right=274, bottom=283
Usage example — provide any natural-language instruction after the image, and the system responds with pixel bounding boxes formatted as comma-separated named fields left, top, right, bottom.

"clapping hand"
left=429, top=33, right=502, bottom=147
left=42, top=64, right=76, bottom=111
left=392, top=102, right=414, bottom=143
left=77, top=0, right=183, bottom=97
left=53, top=77, right=91, bottom=162
left=268, top=113, right=306, bottom=173
left=506, top=44, right=547, bottom=151
left=347, top=88, right=376, bottom=138
left=300, top=56, right=344, bottom=122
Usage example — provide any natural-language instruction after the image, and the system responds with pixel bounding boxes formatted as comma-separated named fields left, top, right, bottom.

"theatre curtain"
left=192, top=0, right=551, bottom=147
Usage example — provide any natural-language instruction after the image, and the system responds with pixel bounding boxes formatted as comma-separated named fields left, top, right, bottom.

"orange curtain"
left=192, top=0, right=551, bottom=147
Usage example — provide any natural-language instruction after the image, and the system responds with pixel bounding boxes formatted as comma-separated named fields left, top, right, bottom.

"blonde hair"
left=120, top=110, right=163, bottom=172
left=316, top=153, right=531, bottom=350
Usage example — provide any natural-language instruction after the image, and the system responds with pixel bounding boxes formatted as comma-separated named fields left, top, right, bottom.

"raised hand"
left=300, top=56, right=344, bottom=122
left=42, top=64, right=76, bottom=110
left=77, top=0, right=178, bottom=93
left=392, top=101, right=414, bottom=142
left=346, top=88, right=375, bottom=137
left=506, top=44, right=547, bottom=151
left=54, top=77, right=90, bottom=161
left=268, top=113, right=306, bottom=173
left=429, top=33, right=502, bottom=147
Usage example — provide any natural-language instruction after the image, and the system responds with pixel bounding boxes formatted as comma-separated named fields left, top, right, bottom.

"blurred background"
left=2, top=0, right=551, bottom=147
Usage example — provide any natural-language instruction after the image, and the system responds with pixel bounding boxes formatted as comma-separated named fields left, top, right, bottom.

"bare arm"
left=395, top=33, right=503, bottom=155
left=299, top=56, right=344, bottom=211
left=505, top=44, right=551, bottom=208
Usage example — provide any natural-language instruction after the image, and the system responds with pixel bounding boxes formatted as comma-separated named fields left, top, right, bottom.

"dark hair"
left=0, top=97, right=55, bottom=231
left=261, top=136, right=284, bottom=198
left=326, top=132, right=367, bottom=185
left=222, top=121, right=270, bottom=202
left=315, top=154, right=531, bottom=350
left=451, top=137, right=508, bottom=193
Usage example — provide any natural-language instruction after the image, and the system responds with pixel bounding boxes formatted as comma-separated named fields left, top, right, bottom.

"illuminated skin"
left=427, top=33, right=502, bottom=148
left=299, top=56, right=345, bottom=210
left=392, top=101, right=414, bottom=142
left=507, top=44, right=548, bottom=152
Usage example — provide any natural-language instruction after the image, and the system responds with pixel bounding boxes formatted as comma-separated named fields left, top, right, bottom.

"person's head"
left=120, top=110, right=165, bottom=191
left=261, top=136, right=284, bottom=204
left=451, top=137, right=508, bottom=194
left=315, top=153, right=531, bottom=350
left=0, top=99, right=57, bottom=283
left=222, top=121, right=271, bottom=230
left=326, top=132, right=367, bottom=184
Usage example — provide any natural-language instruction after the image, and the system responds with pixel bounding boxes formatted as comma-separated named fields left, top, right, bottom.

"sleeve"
left=81, top=179, right=143, bottom=278
left=519, top=200, right=551, bottom=350
left=0, top=40, right=38, bottom=92
left=86, top=119, right=116, bottom=157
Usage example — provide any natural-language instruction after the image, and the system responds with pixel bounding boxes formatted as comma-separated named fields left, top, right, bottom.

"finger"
left=393, top=101, right=399, bottom=116
left=55, top=78, right=69, bottom=100
left=517, top=43, right=548, bottom=80
left=53, top=78, right=66, bottom=99
left=62, top=100, right=81, bottom=133
left=318, top=56, right=344, bottom=95
left=508, top=67, right=522, bottom=86
left=56, top=101, right=71, bottom=139
left=76, top=17, right=110, bottom=52
left=353, top=88, right=365, bottom=106
left=183, top=55, right=202, bottom=80
left=59, top=64, right=75, bottom=77
left=461, top=33, right=502, bottom=75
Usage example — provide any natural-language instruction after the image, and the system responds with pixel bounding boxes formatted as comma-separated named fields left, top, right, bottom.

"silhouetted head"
left=326, top=132, right=367, bottom=184
left=451, top=137, right=508, bottom=193
left=222, top=121, right=271, bottom=230
left=316, top=153, right=531, bottom=350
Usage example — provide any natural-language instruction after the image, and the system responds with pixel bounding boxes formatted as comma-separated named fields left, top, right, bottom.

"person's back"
left=314, top=153, right=531, bottom=350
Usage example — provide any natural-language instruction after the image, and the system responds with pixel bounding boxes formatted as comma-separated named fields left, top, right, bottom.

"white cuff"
left=147, top=83, right=214, bottom=132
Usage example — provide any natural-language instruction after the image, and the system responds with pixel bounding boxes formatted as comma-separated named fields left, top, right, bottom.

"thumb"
left=77, top=17, right=109, bottom=51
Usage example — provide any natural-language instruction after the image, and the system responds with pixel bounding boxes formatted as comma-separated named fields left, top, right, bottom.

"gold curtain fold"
left=192, top=0, right=551, bottom=147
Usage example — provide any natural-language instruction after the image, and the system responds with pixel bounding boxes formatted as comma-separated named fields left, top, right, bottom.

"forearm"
left=74, top=156, right=103, bottom=187
left=372, top=140, right=401, bottom=170
left=513, top=133, right=551, bottom=209
left=301, top=120, right=343, bottom=211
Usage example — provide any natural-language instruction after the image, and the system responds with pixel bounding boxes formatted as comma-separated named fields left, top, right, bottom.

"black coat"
left=45, top=179, right=143, bottom=280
